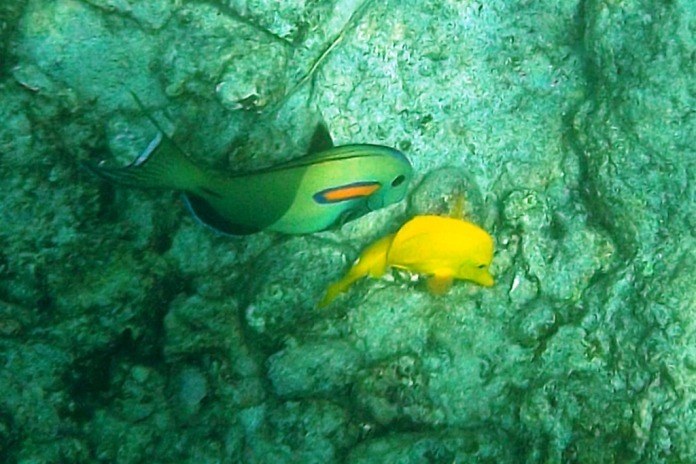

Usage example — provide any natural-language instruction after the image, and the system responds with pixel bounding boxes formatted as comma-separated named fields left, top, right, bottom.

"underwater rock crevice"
left=0, top=404, right=19, bottom=462
left=62, top=337, right=128, bottom=424
left=2, top=0, right=693, bottom=461
left=0, top=2, right=28, bottom=78
left=192, top=0, right=294, bottom=44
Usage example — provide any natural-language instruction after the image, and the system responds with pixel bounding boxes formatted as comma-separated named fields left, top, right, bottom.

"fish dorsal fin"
left=391, top=216, right=443, bottom=248
left=307, top=121, right=334, bottom=155
left=250, top=143, right=375, bottom=175
left=388, top=215, right=480, bottom=268
left=450, top=194, right=465, bottom=219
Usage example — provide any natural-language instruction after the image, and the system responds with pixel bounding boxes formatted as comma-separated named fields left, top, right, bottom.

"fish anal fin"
left=426, top=273, right=454, bottom=295
left=183, top=193, right=260, bottom=235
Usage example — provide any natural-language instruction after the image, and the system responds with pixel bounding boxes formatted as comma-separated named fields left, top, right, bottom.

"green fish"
left=84, top=109, right=413, bottom=235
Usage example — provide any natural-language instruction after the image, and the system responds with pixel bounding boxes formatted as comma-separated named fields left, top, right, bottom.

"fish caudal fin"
left=319, top=278, right=354, bottom=308
left=318, top=233, right=396, bottom=308
left=83, top=131, right=202, bottom=191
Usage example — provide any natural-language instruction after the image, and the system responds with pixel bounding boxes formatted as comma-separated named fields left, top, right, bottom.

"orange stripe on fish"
left=313, top=182, right=381, bottom=204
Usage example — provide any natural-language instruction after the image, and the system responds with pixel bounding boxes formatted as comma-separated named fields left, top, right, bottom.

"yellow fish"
left=319, top=215, right=494, bottom=307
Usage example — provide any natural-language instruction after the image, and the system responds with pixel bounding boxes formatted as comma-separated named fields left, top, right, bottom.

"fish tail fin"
left=319, top=277, right=354, bottom=308
left=319, top=263, right=371, bottom=308
left=318, top=233, right=396, bottom=308
left=83, top=131, right=202, bottom=190
left=84, top=91, right=203, bottom=190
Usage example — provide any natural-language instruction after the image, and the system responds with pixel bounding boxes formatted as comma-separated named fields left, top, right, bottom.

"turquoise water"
left=1, top=0, right=694, bottom=462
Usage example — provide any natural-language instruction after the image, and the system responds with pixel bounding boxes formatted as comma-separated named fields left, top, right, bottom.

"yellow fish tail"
left=319, top=278, right=354, bottom=308
left=318, top=233, right=396, bottom=307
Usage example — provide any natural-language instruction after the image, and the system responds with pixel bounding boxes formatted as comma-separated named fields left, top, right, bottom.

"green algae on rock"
left=1, top=0, right=694, bottom=462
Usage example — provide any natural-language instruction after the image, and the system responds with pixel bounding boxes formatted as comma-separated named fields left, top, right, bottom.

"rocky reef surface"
left=0, top=0, right=693, bottom=462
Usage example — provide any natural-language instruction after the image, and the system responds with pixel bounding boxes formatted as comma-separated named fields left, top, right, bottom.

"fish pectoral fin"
left=426, top=273, right=454, bottom=295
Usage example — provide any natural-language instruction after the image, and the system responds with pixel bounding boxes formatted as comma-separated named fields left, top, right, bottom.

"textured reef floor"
left=1, top=0, right=694, bottom=462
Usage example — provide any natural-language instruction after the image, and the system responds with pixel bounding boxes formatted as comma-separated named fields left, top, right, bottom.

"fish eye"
left=476, top=264, right=486, bottom=269
left=391, top=175, right=406, bottom=187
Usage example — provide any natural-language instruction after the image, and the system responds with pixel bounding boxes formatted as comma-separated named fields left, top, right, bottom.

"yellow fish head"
left=456, top=261, right=494, bottom=287
left=450, top=222, right=494, bottom=287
